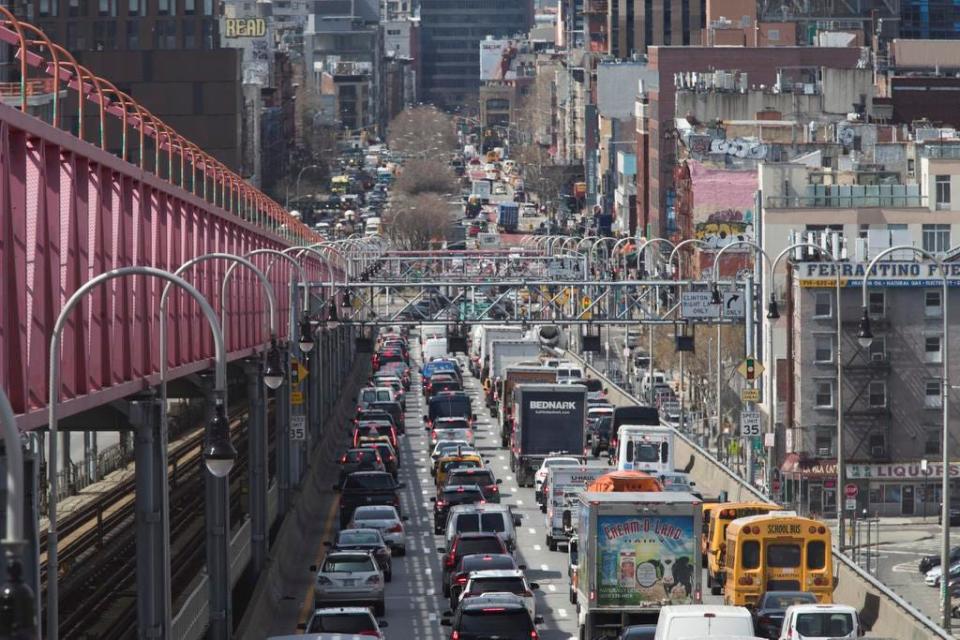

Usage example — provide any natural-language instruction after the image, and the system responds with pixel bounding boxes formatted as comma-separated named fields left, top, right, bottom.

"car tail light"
left=365, top=575, right=381, bottom=585
left=340, top=455, right=348, bottom=463
left=316, top=576, right=332, bottom=585
left=445, top=554, right=456, bottom=568
left=490, top=485, right=498, bottom=493
left=530, top=631, right=539, bottom=639
left=388, top=523, right=403, bottom=533
left=358, top=631, right=381, bottom=638
left=456, top=576, right=468, bottom=585
left=451, top=632, right=460, bottom=640
left=481, top=608, right=505, bottom=613
left=436, top=500, right=445, bottom=508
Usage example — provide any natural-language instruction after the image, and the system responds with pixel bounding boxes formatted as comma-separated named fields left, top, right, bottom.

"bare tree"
left=387, top=106, right=459, bottom=159
left=384, top=193, right=454, bottom=250
left=650, top=324, right=746, bottom=381
left=512, top=66, right=567, bottom=211
left=394, top=158, right=459, bottom=197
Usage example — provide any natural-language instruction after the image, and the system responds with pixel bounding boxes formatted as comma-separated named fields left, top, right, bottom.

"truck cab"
left=615, top=425, right=675, bottom=475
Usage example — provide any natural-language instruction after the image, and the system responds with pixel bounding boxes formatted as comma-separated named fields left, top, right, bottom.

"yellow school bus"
left=331, top=175, right=350, bottom=194
left=700, top=503, right=719, bottom=567
left=724, top=512, right=833, bottom=607
left=706, top=501, right=780, bottom=594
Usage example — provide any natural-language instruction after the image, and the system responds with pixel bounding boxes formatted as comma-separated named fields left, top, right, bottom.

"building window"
left=813, top=292, right=831, bottom=318
left=128, top=0, right=140, bottom=14
left=926, top=335, right=943, bottom=363
left=65, top=21, right=78, bottom=48
left=925, top=427, right=941, bottom=454
left=936, top=175, right=951, bottom=210
left=814, top=380, right=833, bottom=408
left=157, top=0, right=170, bottom=14
left=869, top=335, right=886, bottom=362
left=68, top=0, right=82, bottom=17
left=815, top=427, right=834, bottom=457
left=923, top=224, right=951, bottom=253
left=869, top=381, right=887, bottom=408
left=156, top=19, right=176, bottom=48
left=184, top=0, right=195, bottom=13
left=183, top=22, right=196, bottom=47
left=868, top=291, right=885, bottom=317
left=39, top=0, right=59, bottom=17
left=126, top=20, right=140, bottom=48
left=814, top=334, right=833, bottom=363
left=869, top=433, right=886, bottom=457
left=925, top=290, right=942, bottom=317
left=93, top=20, right=117, bottom=48
left=203, top=0, right=213, bottom=15
left=201, top=19, right=215, bottom=48
left=926, top=379, right=942, bottom=409
left=98, top=0, right=116, bottom=16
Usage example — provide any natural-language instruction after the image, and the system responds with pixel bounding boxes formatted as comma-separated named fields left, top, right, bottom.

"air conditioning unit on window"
left=871, top=445, right=886, bottom=457
left=870, top=351, right=886, bottom=362
left=817, top=446, right=832, bottom=457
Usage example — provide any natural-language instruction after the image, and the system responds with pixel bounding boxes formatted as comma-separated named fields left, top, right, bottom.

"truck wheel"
left=547, top=535, right=557, bottom=552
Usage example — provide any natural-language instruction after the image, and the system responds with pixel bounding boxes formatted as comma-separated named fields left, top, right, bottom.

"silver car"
left=348, top=505, right=408, bottom=556
left=310, top=551, right=385, bottom=615
left=297, top=606, right=389, bottom=638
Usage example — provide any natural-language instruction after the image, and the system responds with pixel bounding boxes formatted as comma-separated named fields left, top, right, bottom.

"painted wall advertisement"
left=596, top=515, right=696, bottom=607
left=688, top=159, right=756, bottom=249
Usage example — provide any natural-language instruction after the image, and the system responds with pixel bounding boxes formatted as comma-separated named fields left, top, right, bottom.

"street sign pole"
left=744, top=274, right=756, bottom=486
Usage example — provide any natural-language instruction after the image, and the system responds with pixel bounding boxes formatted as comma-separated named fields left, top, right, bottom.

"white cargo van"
left=422, top=337, right=449, bottom=362
left=654, top=605, right=755, bottom=640
left=615, top=425, right=675, bottom=474
left=364, top=216, right=381, bottom=236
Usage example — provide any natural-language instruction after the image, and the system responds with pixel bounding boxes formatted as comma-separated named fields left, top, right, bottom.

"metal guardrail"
left=558, top=347, right=953, bottom=640
left=172, top=574, right=208, bottom=640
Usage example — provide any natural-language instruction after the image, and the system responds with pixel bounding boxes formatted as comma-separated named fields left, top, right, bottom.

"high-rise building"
left=606, top=0, right=704, bottom=58
left=419, top=0, right=534, bottom=108
left=900, top=0, right=960, bottom=38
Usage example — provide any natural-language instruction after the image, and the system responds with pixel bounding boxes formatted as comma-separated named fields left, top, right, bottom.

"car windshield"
left=322, top=556, right=375, bottom=573
left=443, top=460, right=481, bottom=473
left=375, top=390, right=392, bottom=402
left=456, top=514, right=507, bottom=533
left=762, top=593, right=817, bottom=609
left=430, top=397, right=471, bottom=419
left=461, top=555, right=515, bottom=571
left=344, top=474, right=395, bottom=490
left=449, top=471, right=495, bottom=486
left=794, top=612, right=855, bottom=637
left=437, top=419, right=469, bottom=429
left=444, top=487, right=484, bottom=500
left=340, top=530, right=382, bottom=545
left=470, top=577, right=525, bottom=594
left=355, top=507, right=397, bottom=519
left=307, top=612, right=376, bottom=633
left=459, top=609, right=532, bottom=635
left=346, top=450, right=378, bottom=463
left=360, top=389, right=377, bottom=403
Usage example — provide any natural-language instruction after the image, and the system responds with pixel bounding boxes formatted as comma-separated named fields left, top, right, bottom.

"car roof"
left=346, top=470, right=393, bottom=478
left=449, top=504, right=511, bottom=515
left=338, top=528, right=384, bottom=537
left=323, top=550, right=375, bottom=560
left=459, top=592, right=527, bottom=610
left=466, top=569, right=524, bottom=579
left=310, top=606, right=376, bottom=616
left=786, top=603, right=857, bottom=613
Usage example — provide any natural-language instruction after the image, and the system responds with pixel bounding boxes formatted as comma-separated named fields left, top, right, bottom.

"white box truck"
left=575, top=492, right=702, bottom=639
left=543, top=466, right=608, bottom=551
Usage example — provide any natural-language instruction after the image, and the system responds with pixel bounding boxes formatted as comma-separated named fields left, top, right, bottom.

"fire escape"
left=841, top=311, right=892, bottom=462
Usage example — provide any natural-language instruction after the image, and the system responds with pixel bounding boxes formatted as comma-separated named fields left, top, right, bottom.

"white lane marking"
left=533, top=544, right=542, bottom=551
left=557, top=608, right=568, bottom=618
left=511, top=487, right=519, bottom=493
left=428, top=613, right=437, bottom=622
left=506, top=476, right=514, bottom=481
left=540, top=564, right=549, bottom=571
left=517, top=500, right=524, bottom=505
left=528, top=528, right=537, bottom=535
left=548, top=584, right=557, bottom=592
left=497, top=455, right=505, bottom=460
left=892, top=561, right=919, bottom=573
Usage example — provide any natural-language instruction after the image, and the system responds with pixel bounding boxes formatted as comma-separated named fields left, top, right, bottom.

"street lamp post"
left=767, top=243, right=841, bottom=525
left=713, top=241, right=773, bottom=490
left=46, top=267, right=229, bottom=640
left=858, top=245, right=951, bottom=630
left=286, top=163, right=323, bottom=209
left=0, top=387, right=36, bottom=639
left=162, top=253, right=278, bottom=639
left=669, top=239, right=710, bottom=443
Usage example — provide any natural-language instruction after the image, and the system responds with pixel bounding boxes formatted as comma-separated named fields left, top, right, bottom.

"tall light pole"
left=858, top=245, right=951, bottom=629
left=161, top=253, right=278, bottom=639
left=767, top=242, right=841, bottom=525
left=0, top=387, right=36, bottom=639
left=46, top=267, right=230, bottom=640
left=712, top=240, right=773, bottom=489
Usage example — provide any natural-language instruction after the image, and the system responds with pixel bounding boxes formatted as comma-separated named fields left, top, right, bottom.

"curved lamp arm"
left=47, top=266, right=226, bottom=640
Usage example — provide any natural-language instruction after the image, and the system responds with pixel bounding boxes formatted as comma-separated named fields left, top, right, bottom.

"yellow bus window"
left=767, top=544, right=801, bottom=567
left=742, top=541, right=760, bottom=569
left=807, top=540, right=826, bottom=569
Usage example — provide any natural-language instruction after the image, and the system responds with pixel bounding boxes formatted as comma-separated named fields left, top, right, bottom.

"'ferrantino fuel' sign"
left=798, top=261, right=960, bottom=288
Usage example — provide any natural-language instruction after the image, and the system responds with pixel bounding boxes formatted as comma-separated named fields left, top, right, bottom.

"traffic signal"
left=745, top=357, right=756, bottom=381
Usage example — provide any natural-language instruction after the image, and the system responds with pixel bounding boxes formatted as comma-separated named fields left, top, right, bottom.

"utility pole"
left=744, top=274, right=756, bottom=487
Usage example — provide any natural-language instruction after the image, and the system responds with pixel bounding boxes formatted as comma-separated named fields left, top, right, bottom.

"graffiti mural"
left=688, top=160, right=755, bottom=249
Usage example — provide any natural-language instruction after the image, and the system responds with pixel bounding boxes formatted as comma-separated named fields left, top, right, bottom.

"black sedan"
left=325, top=528, right=393, bottom=582
left=431, top=484, right=486, bottom=534
left=920, top=546, right=960, bottom=573
left=752, top=591, right=818, bottom=639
